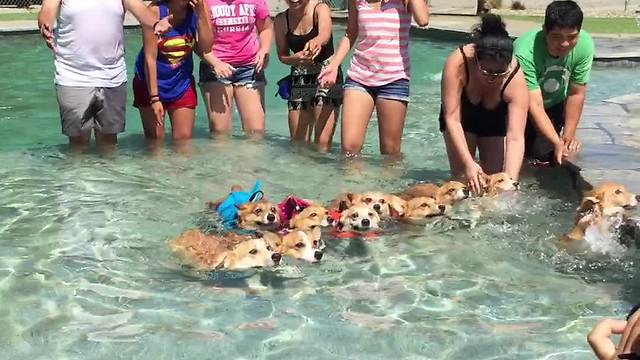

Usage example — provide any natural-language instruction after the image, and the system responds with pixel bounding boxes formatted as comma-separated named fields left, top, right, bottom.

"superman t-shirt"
left=205, top=0, right=270, bottom=66
left=514, top=29, right=594, bottom=108
left=134, top=5, right=197, bottom=102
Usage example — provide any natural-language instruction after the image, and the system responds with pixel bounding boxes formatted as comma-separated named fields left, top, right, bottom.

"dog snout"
left=463, top=189, right=470, bottom=197
left=635, top=194, right=640, bottom=202
left=361, top=218, right=371, bottom=227
left=314, top=251, right=324, bottom=260
left=271, top=253, right=282, bottom=263
left=513, top=181, right=520, bottom=189
left=267, top=213, right=276, bottom=223
left=438, top=205, right=446, bottom=213
left=373, top=204, right=381, bottom=212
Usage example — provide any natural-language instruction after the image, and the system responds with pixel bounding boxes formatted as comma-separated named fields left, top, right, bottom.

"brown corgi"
left=168, top=230, right=282, bottom=271
left=263, top=227, right=324, bottom=263
left=480, top=173, right=519, bottom=197
left=400, top=197, right=447, bottom=224
left=289, top=205, right=334, bottom=230
left=236, top=200, right=280, bottom=230
left=337, top=204, right=381, bottom=232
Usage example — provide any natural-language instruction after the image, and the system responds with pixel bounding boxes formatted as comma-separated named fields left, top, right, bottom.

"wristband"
left=150, top=98, right=161, bottom=104
left=152, top=20, right=160, bottom=32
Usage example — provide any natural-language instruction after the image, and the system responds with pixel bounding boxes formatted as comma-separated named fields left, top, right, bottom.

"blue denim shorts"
left=199, top=62, right=265, bottom=87
left=343, top=77, right=410, bottom=103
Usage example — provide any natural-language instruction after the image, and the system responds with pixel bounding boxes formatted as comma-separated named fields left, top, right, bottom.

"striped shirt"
left=347, top=0, right=411, bottom=86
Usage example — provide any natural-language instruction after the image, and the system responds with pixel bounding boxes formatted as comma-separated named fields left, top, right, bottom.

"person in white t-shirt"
left=38, top=0, right=173, bottom=149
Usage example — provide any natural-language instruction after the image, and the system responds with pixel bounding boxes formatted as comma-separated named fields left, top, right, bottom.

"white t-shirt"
left=54, top=0, right=127, bottom=87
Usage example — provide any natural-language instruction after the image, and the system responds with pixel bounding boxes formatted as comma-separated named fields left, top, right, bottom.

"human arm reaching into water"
left=527, top=90, right=566, bottom=164
left=502, top=63, right=528, bottom=181
left=441, top=49, right=485, bottom=194
left=562, top=82, right=586, bottom=152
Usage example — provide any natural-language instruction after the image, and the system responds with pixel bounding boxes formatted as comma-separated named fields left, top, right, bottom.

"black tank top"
left=285, top=4, right=335, bottom=63
left=439, top=46, right=520, bottom=137
left=460, top=46, right=519, bottom=121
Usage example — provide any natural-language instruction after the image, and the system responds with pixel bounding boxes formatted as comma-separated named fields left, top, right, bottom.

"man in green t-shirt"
left=514, top=0, right=594, bottom=164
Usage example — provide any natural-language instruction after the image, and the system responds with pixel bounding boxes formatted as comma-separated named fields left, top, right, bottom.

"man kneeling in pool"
left=514, top=0, right=594, bottom=165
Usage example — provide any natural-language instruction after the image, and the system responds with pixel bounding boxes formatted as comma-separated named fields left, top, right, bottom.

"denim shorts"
left=343, top=77, right=410, bottom=103
left=199, top=61, right=265, bottom=87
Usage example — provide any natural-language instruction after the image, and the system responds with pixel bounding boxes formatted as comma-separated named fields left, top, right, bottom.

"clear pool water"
left=1, top=29, right=640, bottom=360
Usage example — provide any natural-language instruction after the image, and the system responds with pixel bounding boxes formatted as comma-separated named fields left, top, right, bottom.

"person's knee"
left=342, top=140, right=363, bottom=154
left=172, top=130, right=192, bottom=141
left=380, top=138, right=401, bottom=155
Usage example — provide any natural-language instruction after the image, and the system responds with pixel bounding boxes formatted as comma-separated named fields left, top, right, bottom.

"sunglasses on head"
left=475, top=56, right=511, bottom=77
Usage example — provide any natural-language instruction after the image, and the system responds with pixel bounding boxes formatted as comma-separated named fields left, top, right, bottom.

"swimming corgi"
left=289, top=205, right=334, bottom=231
left=236, top=200, right=280, bottom=231
left=561, top=182, right=640, bottom=245
left=168, top=229, right=282, bottom=271
left=337, top=204, right=381, bottom=232
left=480, top=173, right=519, bottom=197
left=351, top=192, right=407, bottom=218
left=263, top=227, right=324, bottom=263
left=400, top=197, right=447, bottom=224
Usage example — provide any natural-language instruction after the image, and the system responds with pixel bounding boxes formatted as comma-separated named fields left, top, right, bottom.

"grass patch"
left=503, top=15, right=640, bottom=34
left=0, top=12, right=39, bottom=22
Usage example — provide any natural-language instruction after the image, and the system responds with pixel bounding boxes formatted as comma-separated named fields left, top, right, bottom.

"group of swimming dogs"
left=168, top=172, right=640, bottom=272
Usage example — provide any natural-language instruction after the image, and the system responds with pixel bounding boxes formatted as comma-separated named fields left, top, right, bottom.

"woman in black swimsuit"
left=440, top=14, right=528, bottom=193
left=274, top=0, right=343, bottom=152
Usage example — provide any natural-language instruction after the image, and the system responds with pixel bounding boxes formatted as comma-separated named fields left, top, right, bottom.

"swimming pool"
left=1, top=29, right=640, bottom=359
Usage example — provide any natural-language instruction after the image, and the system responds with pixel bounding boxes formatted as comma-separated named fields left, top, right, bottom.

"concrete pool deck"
left=572, top=93, right=640, bottom=193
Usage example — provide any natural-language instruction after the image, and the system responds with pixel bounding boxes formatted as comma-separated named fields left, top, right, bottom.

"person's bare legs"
left=68, top=132, right=91, bottom=153
left=200, top=82, right=234, bottom=136
left=376, top=98, right=407, bottom=158
left=234, top=84, right=265, bottom=138
left=477, top=136, right=506, bottom=174
left=168, top=107, right=195, bottom=154
left=139, top=107, right=165, bottom=140
left=168, top=107, right=195, bottom=141
left=341, top=89, right=375, bottom=155
left=289, top=107, right=314, bottom=142
left=443, top=131, right=478, bottom=181
left=313, top=103, right=337, bottom=153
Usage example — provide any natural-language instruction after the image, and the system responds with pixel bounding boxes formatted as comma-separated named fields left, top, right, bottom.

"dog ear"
left=236, top=203, right=250, bottom=211
left=338, top=200, right=349, bottom=212
left=577, top=196, right=600, bottom=214
left=346, top=193, right=355, bottom=202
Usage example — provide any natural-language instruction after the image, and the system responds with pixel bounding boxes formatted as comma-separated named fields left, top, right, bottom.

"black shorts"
left=524, top=102, right=565, bottom=161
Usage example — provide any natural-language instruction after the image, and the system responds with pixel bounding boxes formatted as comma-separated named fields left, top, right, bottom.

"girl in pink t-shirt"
left=200, top=0, right=273, bottom=136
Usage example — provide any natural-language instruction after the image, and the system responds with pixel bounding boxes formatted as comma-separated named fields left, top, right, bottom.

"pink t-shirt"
left=205, top=0, right=270, bottom=66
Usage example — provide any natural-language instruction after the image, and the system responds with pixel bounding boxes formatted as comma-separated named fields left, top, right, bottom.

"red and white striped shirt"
left=347, top=0, right=411, bottom=86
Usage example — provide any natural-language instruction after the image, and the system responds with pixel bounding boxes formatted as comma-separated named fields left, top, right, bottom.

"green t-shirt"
left=514, top=29, right=594, bottom=108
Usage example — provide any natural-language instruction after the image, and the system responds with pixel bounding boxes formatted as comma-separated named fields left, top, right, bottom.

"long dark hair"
left=470, top=14, right=513, bottom=66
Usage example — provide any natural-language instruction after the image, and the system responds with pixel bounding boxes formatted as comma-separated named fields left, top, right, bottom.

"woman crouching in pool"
left=133, top=0, right=212, bottom=143
left=440, top=14, right=528, bottom=194
left=274, top=0, right=343, bottom=152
